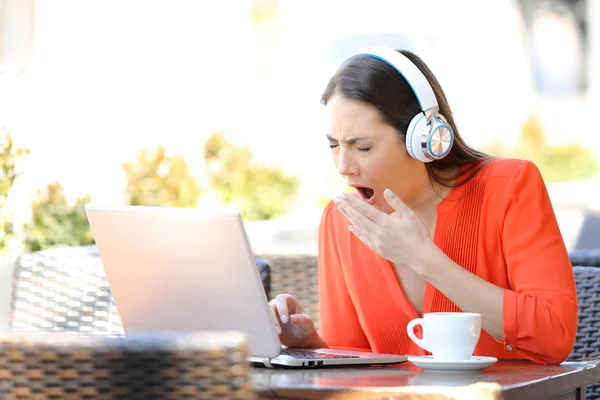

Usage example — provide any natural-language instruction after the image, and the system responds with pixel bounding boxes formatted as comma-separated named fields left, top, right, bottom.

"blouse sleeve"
left=499, top=160, right=578, bottom=364
left=318, top=201, right=371, bottom=351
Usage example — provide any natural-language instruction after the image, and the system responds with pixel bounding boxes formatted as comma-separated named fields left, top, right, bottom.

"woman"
left=269, top=47, right=578, bottom=364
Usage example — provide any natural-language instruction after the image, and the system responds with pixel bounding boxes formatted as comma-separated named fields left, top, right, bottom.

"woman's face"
left=326, top=95, right=427, bottom=213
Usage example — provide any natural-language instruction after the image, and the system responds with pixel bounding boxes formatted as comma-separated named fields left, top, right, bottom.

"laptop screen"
left=85, top=204, right=282, bottom=358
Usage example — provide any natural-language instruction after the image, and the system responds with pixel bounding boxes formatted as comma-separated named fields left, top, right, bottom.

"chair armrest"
left=0, top=331, right=254, bottom=399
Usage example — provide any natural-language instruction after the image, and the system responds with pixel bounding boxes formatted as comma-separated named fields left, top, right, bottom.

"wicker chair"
left=9, top=246, right=124, bottom=335
left=9, top=246, right=273, bottom=335
left=257, top=254, right=320, bottom=331
left=570, top=250, right=600, bottom=268
left=0, top=331, right=254, bottom=399
left=568, top=266, right=600, bottom=399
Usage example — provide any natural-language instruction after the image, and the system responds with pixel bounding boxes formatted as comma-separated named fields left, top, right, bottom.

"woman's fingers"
left=269, top=294, right=314, bottom=344
left=268, top=300, right=282, bottom=334
left=274, top=294, right=291, bottom=324
left=290, top=313, right=314, bottom=330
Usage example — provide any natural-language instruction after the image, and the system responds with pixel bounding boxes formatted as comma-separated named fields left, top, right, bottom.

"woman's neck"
left=407, top=167, right=458, bottom=216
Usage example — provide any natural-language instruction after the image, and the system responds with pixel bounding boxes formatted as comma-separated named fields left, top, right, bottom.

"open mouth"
left=355, top=187, right=376, bottom=205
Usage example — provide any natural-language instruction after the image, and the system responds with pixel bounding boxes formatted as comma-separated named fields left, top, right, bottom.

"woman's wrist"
left=414, top=241, right=447, bottom=280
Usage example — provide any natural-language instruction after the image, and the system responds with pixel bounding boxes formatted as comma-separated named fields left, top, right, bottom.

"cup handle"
left=406, top=318, right=430, bottom=352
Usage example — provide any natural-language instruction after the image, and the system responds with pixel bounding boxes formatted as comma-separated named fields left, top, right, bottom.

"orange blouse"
left=318, top=158, right=578, bottom=364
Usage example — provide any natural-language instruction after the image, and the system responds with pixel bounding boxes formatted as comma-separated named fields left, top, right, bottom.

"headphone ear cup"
left=406, top=113, right=454, bottom=162
left=427, top=115, right=454, bottom=160
left=406, top=112, right=430, bottom=163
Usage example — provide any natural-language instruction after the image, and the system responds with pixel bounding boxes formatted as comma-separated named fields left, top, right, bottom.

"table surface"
left=251, top=359, right=600, bottom=400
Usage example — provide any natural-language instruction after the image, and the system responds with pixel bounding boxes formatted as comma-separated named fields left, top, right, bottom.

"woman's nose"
left=336, top=150, right=358, bottom=177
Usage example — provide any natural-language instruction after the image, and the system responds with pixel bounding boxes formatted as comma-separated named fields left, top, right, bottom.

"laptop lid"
left=85, top=204, right=282, bottom=359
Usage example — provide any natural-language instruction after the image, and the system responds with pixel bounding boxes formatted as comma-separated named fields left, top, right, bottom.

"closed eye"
left=329, top=144, right=370, bottom=151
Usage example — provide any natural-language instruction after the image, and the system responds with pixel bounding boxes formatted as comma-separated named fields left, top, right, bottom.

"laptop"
left=84, top=204, right=407, bottom=368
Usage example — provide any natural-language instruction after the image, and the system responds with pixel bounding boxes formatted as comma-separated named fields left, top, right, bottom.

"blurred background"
left=1, top=0, right=599, bottom=258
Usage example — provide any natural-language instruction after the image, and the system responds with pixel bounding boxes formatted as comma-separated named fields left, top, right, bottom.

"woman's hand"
left=333, top=189, right=436, bottom=273
left=269, top=294, right=323, bottom=348
left=335, top=189, right=507, bottom=341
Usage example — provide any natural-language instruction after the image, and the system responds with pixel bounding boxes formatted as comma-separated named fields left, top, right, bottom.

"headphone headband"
left=345, top=47, right=438, bottom=113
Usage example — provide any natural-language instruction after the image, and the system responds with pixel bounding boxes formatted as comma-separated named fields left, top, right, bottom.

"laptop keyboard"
left=281, top=349, right=359, bottom=359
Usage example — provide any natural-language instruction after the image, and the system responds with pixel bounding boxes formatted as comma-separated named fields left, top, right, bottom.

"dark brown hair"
left=321, top=49, right=490, bottom=188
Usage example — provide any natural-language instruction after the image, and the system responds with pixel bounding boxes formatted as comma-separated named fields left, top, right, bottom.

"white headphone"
left=343, top=47, right=454, bottom=163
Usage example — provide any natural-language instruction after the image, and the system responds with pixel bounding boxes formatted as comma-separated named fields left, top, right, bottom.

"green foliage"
left=0, top=129, right=29, bottom=254
left=23, top=182, right=94, bottom=252
left=486, top=115, right=599, bottom=183
left=204, top=131, right=299, bottom=221
left=123, top=145, right=201, bottom=207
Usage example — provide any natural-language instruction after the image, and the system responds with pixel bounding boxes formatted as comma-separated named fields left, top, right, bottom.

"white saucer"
left=407, top=356, right=498, bottom=372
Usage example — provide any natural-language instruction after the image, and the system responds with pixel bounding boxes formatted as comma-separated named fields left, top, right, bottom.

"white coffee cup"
left=406, top=312, right=481, bottom=361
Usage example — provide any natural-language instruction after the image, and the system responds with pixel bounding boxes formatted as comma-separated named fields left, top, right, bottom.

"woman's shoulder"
left=321, top=198, right=349, bottom=228
left=451, top=158, right=545, bottom=208
left=319, top=199, right=355, bottom=253
left=471, top=157, right=542, bottom=185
